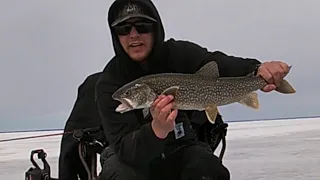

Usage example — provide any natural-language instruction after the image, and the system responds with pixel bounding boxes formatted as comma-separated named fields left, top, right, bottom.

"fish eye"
left=124, top=91, right=130, bottom=96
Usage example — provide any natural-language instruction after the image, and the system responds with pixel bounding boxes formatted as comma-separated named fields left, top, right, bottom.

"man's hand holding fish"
left=150, top=94, right=178, bottom=139
left=256, top=61, right=291, bottom=92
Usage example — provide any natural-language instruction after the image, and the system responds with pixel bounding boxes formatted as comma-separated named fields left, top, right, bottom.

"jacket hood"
left=106, top=0, right=168, bottom=80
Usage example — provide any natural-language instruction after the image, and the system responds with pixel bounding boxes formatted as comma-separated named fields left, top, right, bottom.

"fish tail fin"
left=274, top=65, right=296, bottom=94
left=238, top=92, right=260, bottom=109
left=275, top=79, right=296, bottom=94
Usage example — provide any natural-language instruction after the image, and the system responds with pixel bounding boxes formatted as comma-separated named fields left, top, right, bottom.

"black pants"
left=99, top=142, right=230, bottom=180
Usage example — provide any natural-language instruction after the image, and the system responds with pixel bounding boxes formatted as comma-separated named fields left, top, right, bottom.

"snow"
left=0, top=117, right=319, bottom=180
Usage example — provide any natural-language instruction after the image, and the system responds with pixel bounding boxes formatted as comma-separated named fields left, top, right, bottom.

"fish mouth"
left=115, top=98, right=134, bottom=113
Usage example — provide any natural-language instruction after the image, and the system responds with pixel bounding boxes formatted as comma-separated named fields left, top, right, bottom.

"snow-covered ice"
left=0, top=117, right=319, bottom=180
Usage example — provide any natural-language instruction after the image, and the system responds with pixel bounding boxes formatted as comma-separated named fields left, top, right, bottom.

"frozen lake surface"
left=1, top=117, right=319, bottom=180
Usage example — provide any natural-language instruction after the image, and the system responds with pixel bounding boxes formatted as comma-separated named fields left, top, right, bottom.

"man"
left=58, top=72, right=106, bottom=180
left=95, top=0, right=290, bottom=180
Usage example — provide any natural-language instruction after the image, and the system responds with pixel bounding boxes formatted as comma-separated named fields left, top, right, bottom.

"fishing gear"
left=195, top=117, right=229, bottom=162
left=0, top=131, right=71, bottom=143
left=25, top=149, right=54, bottom=180
left=73, top=126, right=107, bottom=180
left=208, top=122, right=228, bottom=160
left=23, top=126, right=106, bottom=180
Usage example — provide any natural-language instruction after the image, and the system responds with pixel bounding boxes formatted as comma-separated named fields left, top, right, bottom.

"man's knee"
left=180, top=143, right=230, bottom=180
left=181, top=160, right=230, bottom=180
left=99, top=147, right=147, bottom=180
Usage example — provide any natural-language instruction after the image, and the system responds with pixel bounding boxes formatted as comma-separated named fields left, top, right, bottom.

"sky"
left=0, top=0, right=319, bottom=131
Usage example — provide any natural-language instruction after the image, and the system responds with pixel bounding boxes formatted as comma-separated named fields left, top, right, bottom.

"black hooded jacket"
left=95, top=0, right=261, bottom=167
left=58, top=72, right=106, bottom=180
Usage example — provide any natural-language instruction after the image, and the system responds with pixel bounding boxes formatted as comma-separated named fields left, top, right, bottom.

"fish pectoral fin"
left=275, top=79, right=296, bottom=94
left=161, top=86, right=180, bottom=97
left=238, top=92, right=260, bottom=109
left=194, top=61, right=219, bottom=78
left=205, top=105, right=219, bottom=124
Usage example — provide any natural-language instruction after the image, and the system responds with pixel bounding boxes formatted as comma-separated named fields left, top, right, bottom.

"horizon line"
left=1, top=115, right=319, bottom=134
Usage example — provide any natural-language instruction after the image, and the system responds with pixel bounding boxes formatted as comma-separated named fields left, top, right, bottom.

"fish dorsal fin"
left=161, top=86, right=180, bottom=97
left=194, top=61, right=219, bottom=78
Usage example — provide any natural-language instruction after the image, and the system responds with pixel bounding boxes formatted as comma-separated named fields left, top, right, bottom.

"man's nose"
left=129, top=27, right=139, bottom=38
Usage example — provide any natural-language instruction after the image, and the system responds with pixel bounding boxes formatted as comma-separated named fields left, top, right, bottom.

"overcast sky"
left=0, top=0, right=319, bottom=131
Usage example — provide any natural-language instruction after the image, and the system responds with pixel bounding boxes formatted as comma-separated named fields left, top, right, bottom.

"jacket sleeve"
left=95, top=69, right=166, bottom=167
left=168, top=39, right=262, bottom=77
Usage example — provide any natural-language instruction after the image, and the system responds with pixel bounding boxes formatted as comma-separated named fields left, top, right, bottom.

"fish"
left=112, top=61, right=296, bottom=124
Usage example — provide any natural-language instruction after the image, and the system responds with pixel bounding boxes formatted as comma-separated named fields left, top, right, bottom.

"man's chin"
left=129, top=52, right=148, bottom=62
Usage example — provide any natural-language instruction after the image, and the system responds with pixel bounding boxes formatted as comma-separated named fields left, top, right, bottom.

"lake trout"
left=112, top=61, right=296, bottom=124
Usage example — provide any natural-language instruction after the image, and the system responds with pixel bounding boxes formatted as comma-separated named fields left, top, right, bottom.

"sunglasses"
left=113, top=21, right=154, bottom=36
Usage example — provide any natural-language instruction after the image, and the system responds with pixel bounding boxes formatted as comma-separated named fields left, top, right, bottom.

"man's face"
left=114, top=18, right=154, bottom=62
